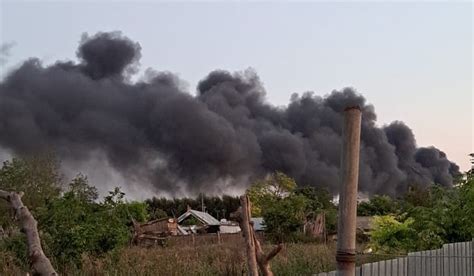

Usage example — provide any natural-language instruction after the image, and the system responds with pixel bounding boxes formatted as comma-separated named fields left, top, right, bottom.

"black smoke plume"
left=0, top=31, right=460, bottom=196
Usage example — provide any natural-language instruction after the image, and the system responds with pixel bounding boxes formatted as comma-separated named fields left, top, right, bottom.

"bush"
left=369, top=215, right=416, bottom=254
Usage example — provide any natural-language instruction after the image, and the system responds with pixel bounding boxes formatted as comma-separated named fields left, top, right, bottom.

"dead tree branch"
left=236, top=195, right=282, bottom=276
left=0, top=190, right=57, bottom=276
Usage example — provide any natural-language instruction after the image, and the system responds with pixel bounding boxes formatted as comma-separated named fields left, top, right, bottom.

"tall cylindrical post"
left=336, top=106, right=362, bottom=276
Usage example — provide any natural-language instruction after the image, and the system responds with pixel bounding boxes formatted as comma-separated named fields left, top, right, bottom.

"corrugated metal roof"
left=177, top=209, right=220, bottom=226
left=250, top=217, right=265, bottom=231
left=177, top=225, right=188, bottom=235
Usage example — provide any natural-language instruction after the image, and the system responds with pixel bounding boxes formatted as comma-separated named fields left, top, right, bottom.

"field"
left=1, top=235, right=391, bottom=276
left=1, top=240, right=337, bottom=275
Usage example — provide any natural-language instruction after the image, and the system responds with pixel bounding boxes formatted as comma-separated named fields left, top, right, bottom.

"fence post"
left=336, top=106, right=362, bottom=276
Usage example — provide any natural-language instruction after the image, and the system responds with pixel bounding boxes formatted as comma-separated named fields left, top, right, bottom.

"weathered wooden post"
left=336, top=106, right=362, bottom=276
left=240, top=195, right=259, bottom=275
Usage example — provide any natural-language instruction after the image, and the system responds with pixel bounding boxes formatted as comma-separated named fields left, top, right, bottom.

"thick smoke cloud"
left=0, top=31, right=460, bottom=196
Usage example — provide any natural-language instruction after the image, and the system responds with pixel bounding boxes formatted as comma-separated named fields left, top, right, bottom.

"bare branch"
left=0, top=189, right=58, bottom=276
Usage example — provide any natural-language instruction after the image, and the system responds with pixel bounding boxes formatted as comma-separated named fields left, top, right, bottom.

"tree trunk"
left=240, top=195, right=259, bottom=276
left=236, top=195, right=282, bottom=276
left=0, top=190, right=58, bottom=276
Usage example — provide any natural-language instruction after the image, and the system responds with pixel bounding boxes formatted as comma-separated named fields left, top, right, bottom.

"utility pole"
left=336, top=106, right=362, bottom=276
left=201, top=193, right=205, bottom=212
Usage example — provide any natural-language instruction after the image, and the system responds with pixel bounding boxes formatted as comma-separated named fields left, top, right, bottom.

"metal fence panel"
left=315, top=240, right=473, bottom=276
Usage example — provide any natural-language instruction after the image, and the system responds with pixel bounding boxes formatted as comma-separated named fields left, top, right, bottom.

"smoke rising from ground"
left=0, top=31, right=459, bottom=196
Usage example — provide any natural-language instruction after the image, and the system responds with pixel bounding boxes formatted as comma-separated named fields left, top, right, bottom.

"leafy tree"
left=369, top=163, right=474, bottom=253
left=145, top=194, right=240, bottom=219
left=369, top=215, right=417, bottom=254
left=294, top=186, right=333, bottom=212
left=358, top=195, right=399, bottom=216
left=35, top=181, right=147, bottom=266
left=104, top=187, right=126, bottom=206
left=248, top=171, right=297, bottom=217
left=149, top=208, right=168, bottom=220
left=262, top=193, right=309, bottom=242
left=248, top=172, right=309, bottom=242
left=68, top=173, right=98, bottom=203
left=0, top=156, right=62, bottom=227
left=294, top=186, right=338, bottom=233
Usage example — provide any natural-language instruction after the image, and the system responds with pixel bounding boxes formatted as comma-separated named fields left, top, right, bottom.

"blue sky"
left=1, top=1, right=472, bottom=171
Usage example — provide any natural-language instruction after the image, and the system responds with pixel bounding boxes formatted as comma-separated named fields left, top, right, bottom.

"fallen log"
left=0, top=190, right=57, bottom=276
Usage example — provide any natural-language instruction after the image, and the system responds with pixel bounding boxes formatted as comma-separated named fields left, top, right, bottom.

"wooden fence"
left=165, top=232, right=265, bottom=247
left=317, top=240, right=473, bottom=276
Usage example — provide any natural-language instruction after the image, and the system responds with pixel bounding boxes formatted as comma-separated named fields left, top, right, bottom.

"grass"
left=1, top=240, right=338, bottom=275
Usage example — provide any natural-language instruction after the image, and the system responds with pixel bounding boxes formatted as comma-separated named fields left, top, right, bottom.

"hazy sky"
left=1, top=1, right=472, bottom=171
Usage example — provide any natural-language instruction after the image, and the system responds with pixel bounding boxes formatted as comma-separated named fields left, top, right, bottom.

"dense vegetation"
left=146, top=194, right=241, bottom=221
left=248, top=172, right=337, bottom=242
left=359, top=170, right=474, bottom=253
left=0, top=157, right=149, bottom=271
left=0, top=155, right=472, bottom=274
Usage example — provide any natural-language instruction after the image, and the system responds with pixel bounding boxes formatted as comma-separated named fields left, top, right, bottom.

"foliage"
left=146, top=194, right=240, bottom=220
left=263, top=193, right=309, bottom=242
left=369, top=168, right=474, bottom=253
left=457, top=168, right=474, bottom=238
left=35, top=183, right=141, bottom=265
left=0, top=156, right=62, bottom=227
left=68, top=173, right=98, bottom=203
left=294, top=186, right=334, bottom=214
left=0, top=233, right=28, bottom=267
left=0, top=159, right=149, bottom=269
left=358, top=195, right=399, bottom=216
left=149, top=208, right=168, bottom=220
left=369, top=215, right=416, bottom=253
left=247, top=172, right=311, bottom=242
left=294, top=186, right=338, bottom=233
left=181, top=216, right=201, bottom=226
left=248, top=171, right=297, bottom=217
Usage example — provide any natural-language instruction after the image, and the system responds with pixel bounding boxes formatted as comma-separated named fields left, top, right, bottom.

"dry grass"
left=2, top=239, right=338, bottom=275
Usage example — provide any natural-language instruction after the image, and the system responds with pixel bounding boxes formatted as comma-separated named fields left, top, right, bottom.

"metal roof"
left=250, top=217, right=265, bottom=231
left=177, top=209, right=220, bottom=226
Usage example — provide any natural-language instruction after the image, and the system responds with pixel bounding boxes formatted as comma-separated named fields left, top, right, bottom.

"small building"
left=219, top=219, right=241, bottom=234
left=177, top=207, right=221, bottom=234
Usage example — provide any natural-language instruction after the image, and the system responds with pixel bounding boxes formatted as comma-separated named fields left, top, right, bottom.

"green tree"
left=248, top=171, right=297, bottom=217
left=68, top=173, right=98, bottom=203
left=369, top=215, right=417, bottom=254
left=35, top=182, right=148, bottom=266
left=263, top=193, right=309, bottom=242
left=247, top=172, right=308, bottom=242
left=0, top=156, right=62, bottom=227
left=358, top=195, right=399, bottom=216
left=294, top=186, right=338, bottom=233
left=149, top=208, right=168, bottom=220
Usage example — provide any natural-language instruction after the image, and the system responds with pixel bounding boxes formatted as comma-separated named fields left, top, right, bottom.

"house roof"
left=177, top=209, right=220, bottom=226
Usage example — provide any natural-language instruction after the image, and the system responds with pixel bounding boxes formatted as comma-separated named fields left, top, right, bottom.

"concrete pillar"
left=336, top=106, right=362, bottom=276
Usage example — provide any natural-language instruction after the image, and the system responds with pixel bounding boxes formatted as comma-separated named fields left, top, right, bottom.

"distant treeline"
left=145, top=195, right=241, bottom=220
